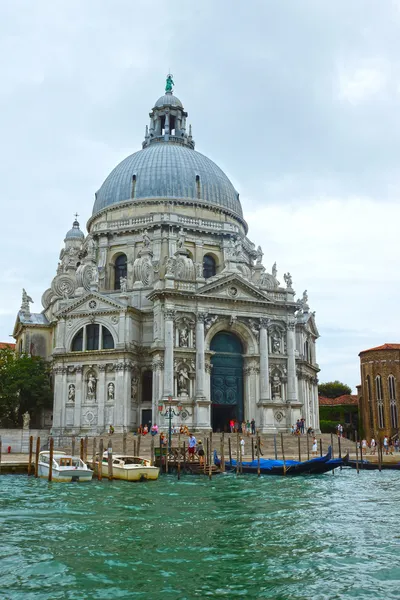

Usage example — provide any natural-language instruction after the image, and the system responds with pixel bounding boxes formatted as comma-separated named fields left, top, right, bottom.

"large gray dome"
left=154, top=93, right=183, bottom=108
left=93, top=143, right=242, bottom=217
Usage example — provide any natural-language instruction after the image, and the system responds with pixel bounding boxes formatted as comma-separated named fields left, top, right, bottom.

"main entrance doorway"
left=210, top=332, right=244, bottom=432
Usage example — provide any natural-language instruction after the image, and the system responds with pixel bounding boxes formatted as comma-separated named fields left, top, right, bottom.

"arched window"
left=196, top=175, right=201, bottom=199
left=376, top=375, right=385, bottom=429
left=71, top=325, right=115, bottom=351
left=366, top=375, right=374, bottom=430
left=203, top=254, right=216, bottom=279
left=114, top=254, right=127, bottom=290
left=389, top=375, right=398, bottom=428
left=131, top=174, right=136, bottom=199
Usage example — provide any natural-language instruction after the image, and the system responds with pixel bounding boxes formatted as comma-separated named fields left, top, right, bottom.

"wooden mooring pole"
left=134, top=439, right=137, bottom=457
left=228, top=437, right=232, bottom=465
left=360, top=440, right=364, bottom=469
left=319, top=439, right=323, bottom=458
left=183, top=441, right=186, bottom=473
left=209, top=432, right=212, bottom=480
left=205, top=438, right=208, bottom=475
left=71, top=435, right=75, bottom=457
left=35, top=437, right=40, bottom=478
left=122, top=432, right=127, bottom=455
left=298, top=435, right=301, bottom=462
left=48, top=437, right=54, bottom=482
left=306, top=433, right=310, bottom=461
left=221, top=433, right=225, bottom=472
left=177, top=434, right=181, bottom=480
left=28, top=435, right=33, bottom=476
left=107, top=439, right=113, bottom=480
left=280, top=433, right=286, bottom=475
left=98, top=439, right=103, bottom=481
left=80, top=438, right=84, bottom=461
left=330, top=433, right=335, bottom=475
left=159, top=435, right=162, bottom=473
left=274, top=434, right=278, bottom=460
left=137, top=434, right=141, bottom=456
left=251, top=437, right=255, bottom=461
left=0, top=435, right=2, bottom=475
left=355, top=439, right=359, bottom=474
left=257, top=435, right=261, bottom=477
left=150, top=436, right=155, bottom=467
left=378, top=441, right=382, bottom=472
left=92, top=438, right=97, bottom=474
left=236, top=432, right=239, bottom=476
left=84, top=436, right=88, bottom=463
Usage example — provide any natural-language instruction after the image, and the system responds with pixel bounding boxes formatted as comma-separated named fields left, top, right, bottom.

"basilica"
left=13, top=77, right=320, bottom=435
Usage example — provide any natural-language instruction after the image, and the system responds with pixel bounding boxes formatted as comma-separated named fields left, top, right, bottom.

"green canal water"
left=1, top=470, right=400, bottom=600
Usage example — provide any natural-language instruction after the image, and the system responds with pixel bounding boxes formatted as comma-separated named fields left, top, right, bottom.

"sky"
left=1, top=0, right=399, bottom=391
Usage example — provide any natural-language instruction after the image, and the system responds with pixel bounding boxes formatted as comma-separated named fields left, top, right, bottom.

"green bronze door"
left=210, top=332, right=244, bottom=432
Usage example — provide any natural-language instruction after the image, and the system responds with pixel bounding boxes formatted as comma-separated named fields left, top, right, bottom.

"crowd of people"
left=360, top=436, right=399, bottom=454
left=228, top=419, right=256, bottom=435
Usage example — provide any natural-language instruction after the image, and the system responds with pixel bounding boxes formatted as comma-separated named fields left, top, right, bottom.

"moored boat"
left=347, top=459, right=400, bottom=470
left=100, top=454, right=159, bottom=481
left=38, top=451, right=93, bottom=482
left=213, top=446, right=341, bottom=476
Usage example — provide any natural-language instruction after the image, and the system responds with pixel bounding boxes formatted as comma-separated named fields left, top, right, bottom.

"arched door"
left=210, top=332, right=244, bottom=432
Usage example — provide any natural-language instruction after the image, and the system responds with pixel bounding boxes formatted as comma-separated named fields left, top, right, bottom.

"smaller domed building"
left=13, top=77, right=320, bottom=435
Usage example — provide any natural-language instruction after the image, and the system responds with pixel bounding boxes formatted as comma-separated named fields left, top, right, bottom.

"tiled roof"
left=0, top=342, right=15, bottom=350
left=318, top=394, right=358, bottom=406
left=360, top=343, right=400, bottom=354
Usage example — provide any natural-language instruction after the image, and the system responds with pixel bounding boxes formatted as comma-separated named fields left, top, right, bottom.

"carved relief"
left=107, top=382, right=115, bottom=401
left=51, top=274, right=77, bottom=299
left=68, top=384, right=75, bottom=403
left=86, top=372, right=97, bottom=400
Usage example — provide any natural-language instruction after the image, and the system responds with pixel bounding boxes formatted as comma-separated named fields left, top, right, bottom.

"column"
left=61, top=369, right=68, bottom=429
left=259, top=317, right=270, bottom=401
left=74, top=365, right=83, bottom=429
left=52, top=366, right=64, bottom=430
left=287, top=319, right=297, bottom=402
left=163, top=309, right=175, bottom=398
left=97, top=365, right=106, bottom=431
left=165, top=112, right=170, bottom=135
left=195, top=313, right=206, bottom=399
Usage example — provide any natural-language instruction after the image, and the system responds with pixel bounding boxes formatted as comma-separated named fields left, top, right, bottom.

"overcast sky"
left=1, top=1, right=399, bottom=391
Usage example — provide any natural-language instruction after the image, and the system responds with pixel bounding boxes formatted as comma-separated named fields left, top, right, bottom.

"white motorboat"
left=38, top=451, right=93, bottom=482
left=100, top=454, right=159, bottom=481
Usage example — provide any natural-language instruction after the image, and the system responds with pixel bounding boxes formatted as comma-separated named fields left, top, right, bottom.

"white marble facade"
left=14, top=82, right=320, bottom=434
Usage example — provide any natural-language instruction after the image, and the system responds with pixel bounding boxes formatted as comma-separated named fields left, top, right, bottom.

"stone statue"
left=87, top=374, right=96, bottom=399
left=234, top=237, right=242, bottom=257
left=178, top=367, right=190, bottom=395
left=87, top=237, right=96, bottom=260
left=177, top=227, right=185, bottom=249
left=165, top=73, right=174, bottom=93
left=67, top=247, right=79, bottom=268
left=68, top=384, right=75, bottom=402
left=249, top=319, right=259, bottom=336
left=107, top=382, right=115, bottom=401
left=302, top=290, right=308, bottom=304
left=120, top=276, right=127, bottom=293
left=22, top=411, right=30, bottom=429
left=179, top=327, right=189, bottom=347
left=272, top=333, right=281, bottom=353
left=142, top=229, right=151, bottom=248
left=165, top=257, right=176, bottom=276
left=256, top=245, right=263, bottom=265
left=204, top=315, right=218, bottom=331
left=21, top=289, right=33, bottom=315
left=131, top=378, right=138, bottom=401
left=60, top=282, right=70, bottom=299
left=272, top=374, right=281, bottom=399
left=92, top=267, right=99, bottom=285
left=272, top=262, right=277, bottom=278
left=284, top=272, right=293, bottom=288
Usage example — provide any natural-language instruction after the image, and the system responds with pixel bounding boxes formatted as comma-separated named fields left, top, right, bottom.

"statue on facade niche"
left=272, top=333, right=281, bottom=353
left=204, top=315, right=218, bottom=331
left=87, top=374, right=97, bottom=399
left=178, top=366, right=190, bottom=395
left=131, top=378, right=138, bottom=401
left=165, top=257, right=175, bottom=276
left=272, top=374, right=281, bottom=399
left=86, top=237, right=96, bottom=260
left=234, top=237, right=242, bottom=257
left=22, top=411, right=30, bottom=429
left=272, top=262, right=277, bottom=278
left=68, top=384, right=75, bottom=403
left=142, top=229, right=151, bottom=248
left=91, top=267, right=99, bottom=285
left=256, top=245, right=263, bottom=265
left=179, top=327, right=189, bottom=347
left=107, top=382, right=115, bottom=401
left=302, top=290, right=308, bottom=304
left=177, top=227, right=185, bottom=249
left=119, top=276, right=127, bottom=293
left=284, top=272, right=293, bottom=288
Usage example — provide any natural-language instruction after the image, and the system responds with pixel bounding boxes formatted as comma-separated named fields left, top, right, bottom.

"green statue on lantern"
left=165, top=73, right=174, bottom=93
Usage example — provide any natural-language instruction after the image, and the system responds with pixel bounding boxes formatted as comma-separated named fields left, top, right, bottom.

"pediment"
left=196, top=274, right=273, bottom=304
left=56, top=292, right=126, bottom=317
left=300, top=311, right=320, bottom=338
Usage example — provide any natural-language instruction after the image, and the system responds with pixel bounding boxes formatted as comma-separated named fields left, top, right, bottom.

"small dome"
left=65, top=219, right=84, bottom=241
left=154, top=93, right=183, bottom=108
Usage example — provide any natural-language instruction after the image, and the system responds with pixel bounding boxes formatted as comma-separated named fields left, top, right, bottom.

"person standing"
left=370, top=437, right=376, bottom=454
left=240, top=436, right=245, bottom=459
left=312, top=436, right=318, bottom=457
left=229, top=419, right=234, bottom=433
left=300, top=418, right=305, bottom=434
left=196, top=439, right=205, bottom=466
left=188, top=433, right=197, bottom=462
left=246, top=420, right=251, bottom=437
left=383, top=436, right=389, bottom=455
left=251, top=418, right=256, bottom=435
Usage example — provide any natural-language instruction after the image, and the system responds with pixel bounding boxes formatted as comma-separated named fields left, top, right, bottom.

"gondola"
left=347, top=458, right=400, bottom=470
left=213, top=446, right=341, bottom=476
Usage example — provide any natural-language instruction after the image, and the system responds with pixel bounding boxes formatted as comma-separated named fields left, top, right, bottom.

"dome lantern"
left=65, top=213, right=84, bottom=241
left=143, top=75, right=194, bottom=150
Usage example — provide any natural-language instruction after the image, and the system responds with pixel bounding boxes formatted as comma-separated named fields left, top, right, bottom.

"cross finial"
left=74, top=212, right=79, bottom=220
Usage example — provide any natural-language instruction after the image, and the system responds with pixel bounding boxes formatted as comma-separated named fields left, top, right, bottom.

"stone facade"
left=13, top=81, right=320, bottom=435
left=359, top=344, right=400, bottom=438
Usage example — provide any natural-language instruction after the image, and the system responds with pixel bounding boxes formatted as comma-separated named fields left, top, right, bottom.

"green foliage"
left=318, top=380, right=352, bottom=398
left=0, top=347, right=52, bottom=427
left=319, top=419, right=338, bottom=434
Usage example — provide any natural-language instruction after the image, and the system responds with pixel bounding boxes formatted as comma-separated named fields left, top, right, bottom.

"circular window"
left=228, top=286, right=238, bottom=298
left=88, top=300, right=97, bottom=309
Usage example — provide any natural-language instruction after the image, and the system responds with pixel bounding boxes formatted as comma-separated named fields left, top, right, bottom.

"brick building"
left=359, top=344, right=400, bottom=439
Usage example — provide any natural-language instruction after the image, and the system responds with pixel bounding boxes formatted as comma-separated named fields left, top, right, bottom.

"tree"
left=0, top=347, right=52, bottom=427
left=318, top=380, right=352, bottom=399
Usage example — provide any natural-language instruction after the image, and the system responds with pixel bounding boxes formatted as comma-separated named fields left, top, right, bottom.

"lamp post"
left=159, top=396, right=183, bottom=453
